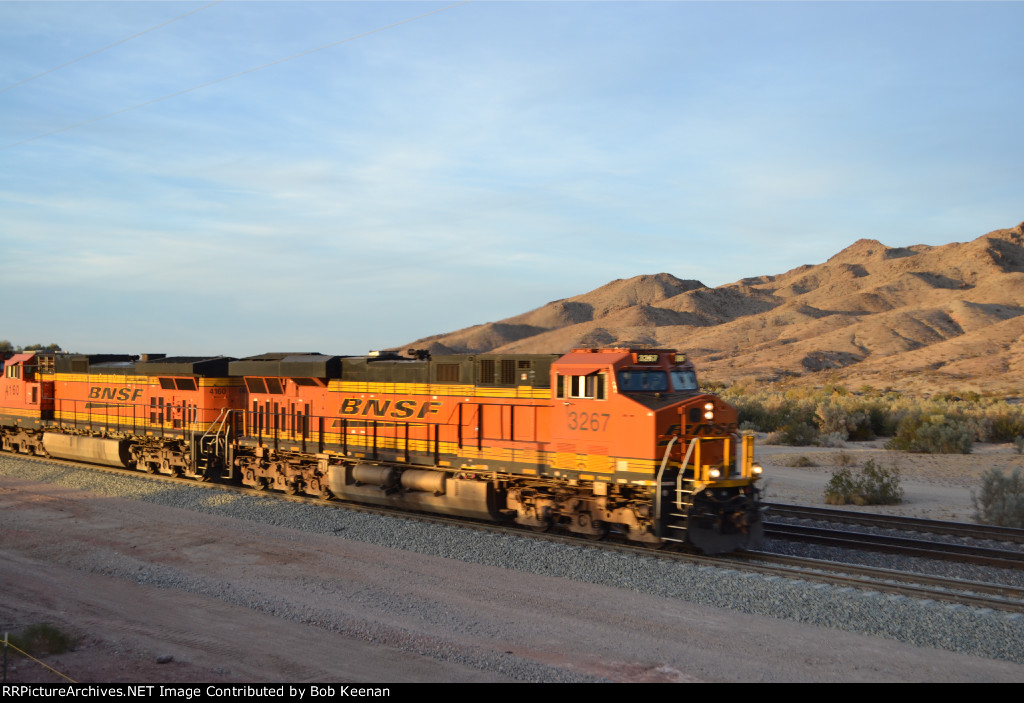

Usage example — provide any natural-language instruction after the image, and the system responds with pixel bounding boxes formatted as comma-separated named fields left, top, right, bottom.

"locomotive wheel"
left=586, top=520, right=609, bottom=541
left=574, top=513, right=608, bottom=540
left=527, top=505, right=551, bottom=532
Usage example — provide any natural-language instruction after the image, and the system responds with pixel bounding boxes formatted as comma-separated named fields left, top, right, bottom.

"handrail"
left=201, top=407, right=230, bottom=445
left=653, top=435, right=678, bottom=527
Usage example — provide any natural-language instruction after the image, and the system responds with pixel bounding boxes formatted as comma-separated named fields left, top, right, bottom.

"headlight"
left=752, top=464, right=763, bottom=475
left=709, top=468, right=721, bottom=479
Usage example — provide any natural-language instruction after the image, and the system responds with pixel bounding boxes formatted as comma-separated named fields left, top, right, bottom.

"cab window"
left=669, top=370, right=698, bottom=391
left=557, top=373, right=606, bottom=399
left=616, top=369, right=668, bottom=392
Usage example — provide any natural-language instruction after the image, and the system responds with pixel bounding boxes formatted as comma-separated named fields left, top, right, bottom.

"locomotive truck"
left=0, top=347, right=763, bottom=553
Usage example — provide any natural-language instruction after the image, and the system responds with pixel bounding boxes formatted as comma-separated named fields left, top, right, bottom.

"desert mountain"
left=406, top=222, right=1024, bottom=391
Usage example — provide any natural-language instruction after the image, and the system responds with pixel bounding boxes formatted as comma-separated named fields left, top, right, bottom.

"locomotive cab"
left=0, top=352, right=54, bottom=456
left=547, top=348, right=763, bottom=552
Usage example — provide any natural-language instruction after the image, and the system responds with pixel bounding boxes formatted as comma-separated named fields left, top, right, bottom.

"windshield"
left=616, top=369, right=698, bottom=393
left=616, top=369, right=668, bottom=392
left=670, top=370, right=698, bottom=391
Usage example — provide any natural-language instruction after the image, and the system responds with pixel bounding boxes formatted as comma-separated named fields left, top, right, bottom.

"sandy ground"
left=756, top=438, right=1024, bottom=522
left=2, top=445, right=1024, bottom=684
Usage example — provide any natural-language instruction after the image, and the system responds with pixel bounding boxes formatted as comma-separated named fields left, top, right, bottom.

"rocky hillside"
left=406, top=222, right=1024, bottom=392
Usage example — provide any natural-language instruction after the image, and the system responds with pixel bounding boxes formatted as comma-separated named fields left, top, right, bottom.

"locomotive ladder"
left=655, top=436, right=699, bottom=543
left=190, top=407, right=233, bottom=480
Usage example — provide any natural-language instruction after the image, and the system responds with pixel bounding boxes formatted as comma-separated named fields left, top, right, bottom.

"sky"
left=2, top=0, right=1022, bottom=357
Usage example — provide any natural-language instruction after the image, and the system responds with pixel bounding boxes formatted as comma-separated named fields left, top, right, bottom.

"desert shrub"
left=734, top=400, right=774, bottom=432
left=773, top=421, right=819, bottom=446
left=815, top=398, right=873, bottom=438
left=823, top=467, right=858, bottom=504
left=885, top=413, right=973, bottom=454
left=816, top=431, right=847, bottom=448
left=7, top=623, right=76, bottom=657
left=964, top=414, right=994, bottom=443
left=833, top=450, right=856, bottom=466
left=783, top=455, right=815, bottom=467
left=721, top=383, right=1023, bottom=448
left=864, top=402, right=899, bottom=437
left=972, top=468, right=1024, bottom=528
left=991, top=414, right=1024, bottom=443
left=824, top=459, right=903, bottom=506
left=815, top=402, right=853, bottom=439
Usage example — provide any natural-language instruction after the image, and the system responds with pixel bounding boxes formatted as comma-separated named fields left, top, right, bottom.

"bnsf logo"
left=339, top=398, right=441, bottom=419
left=88, top=387, right=144, bottom=401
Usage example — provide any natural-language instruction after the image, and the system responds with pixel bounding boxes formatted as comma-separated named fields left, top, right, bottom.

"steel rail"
left=765, top=502, right=1024, bottom=544
left=764, top=522, right=1024, bottom=569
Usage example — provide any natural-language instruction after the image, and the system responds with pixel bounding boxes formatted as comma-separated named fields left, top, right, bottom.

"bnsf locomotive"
left=0, top=347, right=763, bottom=553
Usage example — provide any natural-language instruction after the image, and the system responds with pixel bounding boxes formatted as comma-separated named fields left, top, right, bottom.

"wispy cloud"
left=1, top=1, right=1022, bottom=354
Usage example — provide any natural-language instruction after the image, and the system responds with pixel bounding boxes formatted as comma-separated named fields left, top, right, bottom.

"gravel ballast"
left=3, top=455, right=1024, bottom=680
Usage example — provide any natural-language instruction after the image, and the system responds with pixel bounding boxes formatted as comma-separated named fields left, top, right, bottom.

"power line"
left=1, top=0, right=224, bottom=94
left=3, top=0, right=473, bottom=150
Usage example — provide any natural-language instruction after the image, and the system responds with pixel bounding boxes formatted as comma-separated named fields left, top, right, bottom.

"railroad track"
left=5, top=451, right=1024, bottom=615
left=766, top=502, right=1024, bottom=544
left=764, top=523, right=1024, bottom=569
left=762, top=502, right=1024, bottom=570
left=725, top=550, right=1024, bottom=614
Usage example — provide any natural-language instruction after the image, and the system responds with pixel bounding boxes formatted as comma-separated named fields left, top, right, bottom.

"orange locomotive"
left=0, top=347, right=763, bottom=553
left=1, top=353, right=242, bottom=476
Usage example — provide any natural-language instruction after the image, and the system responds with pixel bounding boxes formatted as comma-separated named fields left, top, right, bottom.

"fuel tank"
left=42, top=433, right=131, bottom=468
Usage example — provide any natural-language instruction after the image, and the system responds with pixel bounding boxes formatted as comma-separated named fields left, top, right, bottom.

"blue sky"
left=2, top=1, right=1022, bottom=356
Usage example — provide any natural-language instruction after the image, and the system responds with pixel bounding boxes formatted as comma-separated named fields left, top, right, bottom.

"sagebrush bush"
left=885, top=413, right=973, bottom=454
left=815, top=401, right=872, bottom=440
left=824, top=467, right=858, bottom=504
left=788, top=421, right=821, bottom=445
left=991, top=414, right=1024, bottom=443
left=817, top=431, right=846, bottom=448
left=834, top=451, right=856, bottom=466
left=972, top=468, right=1024, bottom=528
left=824, top=459, right=903, bottom=506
